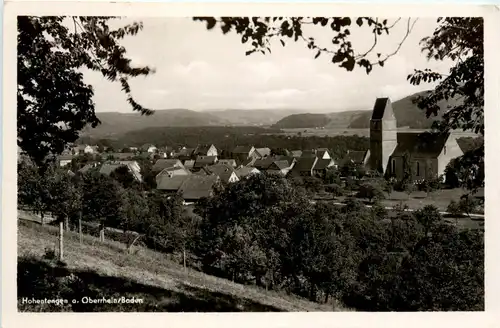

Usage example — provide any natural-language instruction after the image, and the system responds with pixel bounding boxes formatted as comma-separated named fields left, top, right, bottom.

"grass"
left=17, top=220, right=342, bottom=312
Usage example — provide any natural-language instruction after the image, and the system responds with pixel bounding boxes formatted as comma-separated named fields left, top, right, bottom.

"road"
left=310, top=200, right=485, bottom=219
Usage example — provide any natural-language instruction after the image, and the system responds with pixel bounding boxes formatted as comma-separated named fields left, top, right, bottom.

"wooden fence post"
left=78, top=212, right=83, bottom=244
left=99, top=222, right=105, bottom=242
left=59, top=220, right=64, bottom=261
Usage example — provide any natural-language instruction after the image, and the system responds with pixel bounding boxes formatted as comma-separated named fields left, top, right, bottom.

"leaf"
left=314, top=51, right=321, bottom=59
left=356, top=18, right=363, bottom=26
left=280, top=39, right=285, bottom=47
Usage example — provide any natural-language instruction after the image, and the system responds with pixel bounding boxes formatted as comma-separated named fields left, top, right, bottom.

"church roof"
left=391, top=132, right=450, bottom=158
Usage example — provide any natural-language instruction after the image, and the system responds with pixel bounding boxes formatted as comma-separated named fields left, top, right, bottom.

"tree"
left=407, top=18, right=484, bottom=191
left=413, top=205, right=442, bottom=236
left=109, top=165, right=138, bottom=189
left=356, top=182, right=385, bottom=203
left=195, top=17, right=483, bottom=191
left=458, top=194, right=479, bottom=218
left=18, top=16, right=154, bottom=167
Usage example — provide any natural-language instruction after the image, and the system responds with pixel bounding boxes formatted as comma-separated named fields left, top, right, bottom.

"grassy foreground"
left=17, top=220, right=341, bottom=312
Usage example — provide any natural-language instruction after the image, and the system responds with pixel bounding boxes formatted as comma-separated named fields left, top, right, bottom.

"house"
left=204, top=163, right=240, bottom=184
left=218, top=159, right=237, bottom=168
left=290, top=150, right=303, bottom=158
left=105, top=152, right=136, bottom=161
left=311, top=158, right=336, bottom=177
left=232, top=145, right=257, bottom=163
left=300, top=150, right=317, bottom=158
left=183, top=159, right=195, bottom=171
left=58, top=154, right=73, bottom=167
left=340, top=150, right=370, bottom=168
left=291, top=157, right=318, bottom=177
left=254, top=147, right=271, bottom=159
left=176, top=148, right=195, bottom=161
left=140, top=144, right=157, bottom=153
left=193, top=156, right=218, bottom=171
left=73, top=144, right=97, bottom=155
left=235, top=166, right=260, bottom=179
left=266, top=160, right=294, bottom=176
left=193, top=144, right=218, bottom=157
left=360, top=97, right=464, bottom=180
left=156, top=175, right=190, bottom=193
left=78, top=162, right=100, bottom=174
left=177, top=175, right=220, bottom=202
left=99, top=161, right=142, bottom=182
left=152, top=159, right=185, bottom=173
left=316, top=148, right=332, bottom=160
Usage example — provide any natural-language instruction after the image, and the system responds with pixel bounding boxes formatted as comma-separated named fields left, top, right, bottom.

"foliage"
left=324, top=183, right=344, bottom=197
left=413, top=205, right=442, bottom=236
left=446, top=200, right=463, bottom=218
left=458, top=194, right=480, bottom=218
left=194, top=17, right=417, bottom=74
left=407, top=18, right=484, bottom=191
left=18, top=16, right=154, bottom=166
left=356, top=182, right=385, bottom=203
left=110, top=165, right=139, bottom=189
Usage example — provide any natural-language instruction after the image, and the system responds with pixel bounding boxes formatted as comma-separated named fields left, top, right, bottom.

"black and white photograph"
left=2, top=1, right=498, bottom=326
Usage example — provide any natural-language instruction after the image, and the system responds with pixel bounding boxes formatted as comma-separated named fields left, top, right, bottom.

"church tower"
left=369, top=98, right=398, bottom=174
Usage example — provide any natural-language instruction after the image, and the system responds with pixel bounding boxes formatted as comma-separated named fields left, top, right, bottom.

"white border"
left=3, top=2, right=499, bottom=328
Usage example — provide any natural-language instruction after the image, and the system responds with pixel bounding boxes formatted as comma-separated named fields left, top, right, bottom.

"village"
left=43, top=97, right=477, bottom=209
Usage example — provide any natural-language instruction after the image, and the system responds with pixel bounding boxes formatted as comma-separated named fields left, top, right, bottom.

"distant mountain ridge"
left=82, top=108, right=316, bottom=138
left=272, top=91, right=455, bottom=130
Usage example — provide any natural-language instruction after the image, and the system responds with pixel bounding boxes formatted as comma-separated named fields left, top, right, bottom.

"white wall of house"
left=207, top=145, right=218, bottom=157
left=228, top=172, right=240, bottom=183
left=59, top=160, right=72, bottom=167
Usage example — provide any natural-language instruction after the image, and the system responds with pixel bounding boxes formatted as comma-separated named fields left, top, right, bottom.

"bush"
left=447, top=200, right=463, bottom=218
left=356, top=182, right=385, bottom=203
left=324, top=183, right=344, bottom=197
left=458, top=194, right=480, bottom=217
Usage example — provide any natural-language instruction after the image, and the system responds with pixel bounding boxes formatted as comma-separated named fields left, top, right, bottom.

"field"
left=17, top=220, right=341, bottom=312
left=279, top=127, right=480, bottom=138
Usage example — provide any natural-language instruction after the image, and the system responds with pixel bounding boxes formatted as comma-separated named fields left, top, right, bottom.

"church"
left=352, top=97, right=464, bottom=181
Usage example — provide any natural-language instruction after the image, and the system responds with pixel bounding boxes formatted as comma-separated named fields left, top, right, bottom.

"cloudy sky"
left=83, top=17, right=454, bottom=113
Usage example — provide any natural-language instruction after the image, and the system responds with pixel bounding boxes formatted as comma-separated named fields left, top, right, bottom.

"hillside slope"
left=273, top=110, right=367, bottom=129
left=18, top=221, right=339, bottom=312
left=348, top=91, right=459, bottom=129
left=82, top=109, right=230, bottom=138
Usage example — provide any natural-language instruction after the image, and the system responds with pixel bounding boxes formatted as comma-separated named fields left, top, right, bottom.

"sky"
left=82, top=17, right=455, bottom=113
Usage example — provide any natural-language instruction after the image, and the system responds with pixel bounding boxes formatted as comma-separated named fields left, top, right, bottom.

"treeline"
left=81, top=127, right=370, bottom=161
left=18, top=162, right=484, bottom=311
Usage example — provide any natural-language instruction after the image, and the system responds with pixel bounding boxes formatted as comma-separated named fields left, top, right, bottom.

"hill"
left=205, top=109, right=303, bottom=126
left=272, top=91, right=460, bottom=130
left=18, top=220, right=338, bottom=312
left=82, top=109, right=302, bottom=139
left=347, top=91, right=459, bottom=129
left=272, top=110, right=367, bottom=129
left=81, top=109, right=230, bottom=138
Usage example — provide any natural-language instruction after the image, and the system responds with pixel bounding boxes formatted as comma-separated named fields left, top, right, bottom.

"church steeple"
left=369, top=98, right=398, bottom=174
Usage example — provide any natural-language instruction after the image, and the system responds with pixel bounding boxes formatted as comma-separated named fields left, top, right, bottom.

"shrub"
left=458, top=194, right=480, bottom=217
left=447, top=200, right=463, bottom=218
left=356, top=182, right=385, bottom=203
left=324, top=183, right=344, bottom=197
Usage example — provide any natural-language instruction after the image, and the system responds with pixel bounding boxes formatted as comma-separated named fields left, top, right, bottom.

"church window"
left=391, top=158, right=396, bottom=174
left=416, top=161, right=420, bottom=176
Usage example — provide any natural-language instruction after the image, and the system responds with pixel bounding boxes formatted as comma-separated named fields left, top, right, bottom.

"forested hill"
left=348, top=91, right=452, bottom=129
left=272, top=91, right=459, bottom=130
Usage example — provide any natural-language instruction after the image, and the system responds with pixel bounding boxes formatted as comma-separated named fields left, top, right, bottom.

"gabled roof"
left=342, top=150, right=369, bottom=165
left=233, top=145, right=254, bottom=153
left=205, top=164, right=238, bottom=183
left=183, top=160, right=195, bottom=169
left=177, top=148, right=195, bottom=157
left=194, top=156, right=218, bottom=169
left=194, top=144, right=216, bottom=155
left=293, top=157, right=318, bottom=172
left=235, top=166, right=260, bottom=178
left=152, top=159, right=184, bottom=172
left=255, top=147, right=271, bottom=158
left=78, top=163, right=99, bottom=174
left=268, top=160, right=290, bottom=170
left=290, top=150, right=303, bottom=158
left=371, top=97, right=391, bottom=120
left=391, top=132, right=451, bottom=158
left=254, top=158, right=275, bottom=170
left=157, top=175, right=190, bottom=191
left=316, top=149, right=330, bottom=158
left=313, top=159, right=334, bottom=170
left=218, top=159, right=237, bottom=167
left=99, top=162, right=142, bottom=182
left=178, top=175, right=219, bottom=200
